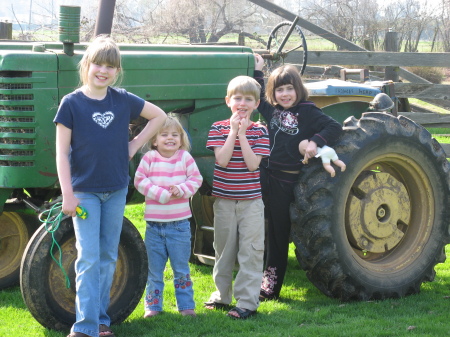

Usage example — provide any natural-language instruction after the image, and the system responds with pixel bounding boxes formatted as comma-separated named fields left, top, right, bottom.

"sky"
left=0, top=0, right=95, bottom=24
left=1, top=0, right=441, bottom=26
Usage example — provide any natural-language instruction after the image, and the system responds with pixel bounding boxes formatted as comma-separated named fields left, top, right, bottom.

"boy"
left=204, top=75, right=270, bottom=319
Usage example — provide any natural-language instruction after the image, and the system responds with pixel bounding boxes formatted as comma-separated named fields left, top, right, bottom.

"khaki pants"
left=208, top=197, right=265, bottom=311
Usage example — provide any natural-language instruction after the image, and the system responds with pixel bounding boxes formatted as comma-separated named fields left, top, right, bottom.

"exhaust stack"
left=94, top=0, right=116, bottom=37
left=59, top=5, right=81, bottom=56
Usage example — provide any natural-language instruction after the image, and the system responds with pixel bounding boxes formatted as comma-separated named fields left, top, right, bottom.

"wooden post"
left=384, top=31, right=399, bottom=82
left=363, top=38, right=375, bottom=71
left=363, top=38, right=374, bottom=51
left=238, top=33, right=245, bottom=46
left=0, top=22, right=13, bottom=40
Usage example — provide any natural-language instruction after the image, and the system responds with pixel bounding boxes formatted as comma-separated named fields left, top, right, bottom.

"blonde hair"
left=150, top=116, right=191, bottom=152
left=226, top=76, right=261, bottom=101
left=265, top=65, right=309, bottom=107
left=78, top=35, right=122, bottom=87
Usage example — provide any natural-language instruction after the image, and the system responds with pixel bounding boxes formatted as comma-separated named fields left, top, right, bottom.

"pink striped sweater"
left=134, top=149, right=203, bottom=221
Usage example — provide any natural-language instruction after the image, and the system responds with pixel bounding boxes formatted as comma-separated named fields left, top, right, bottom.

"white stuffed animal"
left=300, top=140, right=346, bottom=177
left=314, top=145, right=346, bottom=177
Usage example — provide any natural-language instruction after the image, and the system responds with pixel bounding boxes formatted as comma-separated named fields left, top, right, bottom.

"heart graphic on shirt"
left=92, top=111, right=114, bottom=129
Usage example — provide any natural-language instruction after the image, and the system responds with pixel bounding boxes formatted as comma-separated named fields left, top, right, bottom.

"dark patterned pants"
left=259, top=165, right=299, bottom=299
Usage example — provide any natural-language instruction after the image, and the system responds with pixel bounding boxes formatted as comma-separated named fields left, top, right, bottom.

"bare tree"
left=382, top=0, right=433, bottom=52
left=14, top=0, right=446, bottom=53
left=144, top=0, right=275, bottom=45
left=105, top=0, right=277, bottom=46
left=434, top=0, right=450, bottom=52
left=301, top=0, right=380, bottom=49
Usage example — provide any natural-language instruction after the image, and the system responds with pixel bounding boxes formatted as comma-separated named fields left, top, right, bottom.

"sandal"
left=67, top=333, right=90, bottom=337
left=204, top=301, right=231, bottom=310
left=99, top=324, right=115, bottom=337
left=227, top=307, right=257, bottom=319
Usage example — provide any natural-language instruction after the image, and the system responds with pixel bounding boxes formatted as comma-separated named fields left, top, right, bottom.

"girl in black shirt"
left=254, top=54, right=342, bottom=300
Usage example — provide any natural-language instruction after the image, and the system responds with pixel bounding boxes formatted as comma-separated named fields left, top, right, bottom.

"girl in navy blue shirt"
left=54, top=36, right=166, bottom=337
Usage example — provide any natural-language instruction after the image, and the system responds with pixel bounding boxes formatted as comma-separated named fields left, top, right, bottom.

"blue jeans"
left=71, top=187, right=128, bottom=337
left=144, top=219, right=195, bottom=312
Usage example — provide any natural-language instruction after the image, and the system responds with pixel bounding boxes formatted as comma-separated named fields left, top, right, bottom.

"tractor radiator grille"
left=0, top=127, right=35, bottom=133
left=0, top=117, right=34, bottom=123
left=0, top=94, right=34, bottom=101
left=0, top=84, right=32, bottom=90
left=0, top=138, right=34, bottom=145
left=0, top=71, right=36, bottom=167
left=0, top=105, right=34, bottom=111
left=0, top=149, right=33, bottom=156
left=0, top=160, right=33, bottom=167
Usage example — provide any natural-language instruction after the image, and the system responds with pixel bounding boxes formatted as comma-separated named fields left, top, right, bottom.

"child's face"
left=275, top=84, right=297, bottom=110
left=87, top=62, right=119, bottom=90
left=226, top=92, right=260, bottom=119
left=153, top=126, right=181, bottom=158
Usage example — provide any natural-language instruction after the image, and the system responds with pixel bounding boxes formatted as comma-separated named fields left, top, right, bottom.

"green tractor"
left=0, top=4, right=448, bottom=331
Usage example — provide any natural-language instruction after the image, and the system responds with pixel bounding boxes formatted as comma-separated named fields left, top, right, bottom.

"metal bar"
left=248, top=0, right=366, bottom=51
left=94, top=0, right=117, bottom=37
left=281, top=51, right=450, bottom=68
left=276, top=16, right=300, bottom=54
left=248, top=0, right=434, bottom=84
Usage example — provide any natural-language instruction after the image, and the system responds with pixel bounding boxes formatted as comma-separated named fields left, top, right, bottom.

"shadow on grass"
left=0, top=285, right=28, bottom=309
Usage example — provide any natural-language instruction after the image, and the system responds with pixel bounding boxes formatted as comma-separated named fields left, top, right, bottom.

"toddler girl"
left=134, top=116, right=203, bottom=318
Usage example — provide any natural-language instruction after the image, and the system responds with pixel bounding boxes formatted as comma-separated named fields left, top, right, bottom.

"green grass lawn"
left=1, top=204, right=450, bottom=337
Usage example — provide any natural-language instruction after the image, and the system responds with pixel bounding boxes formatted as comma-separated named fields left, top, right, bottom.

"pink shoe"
left=179, top=309, right=196, bottom=317
left=144, top=310, right=160, bottom=318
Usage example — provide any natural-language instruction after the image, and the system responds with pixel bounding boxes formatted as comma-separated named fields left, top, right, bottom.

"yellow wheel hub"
left=347, top=172, right=410, bottom=253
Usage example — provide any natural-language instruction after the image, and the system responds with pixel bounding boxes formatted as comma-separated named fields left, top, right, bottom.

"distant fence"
left=286, top=50, right=450, bottom=108
left=251, top=47, right=450, bottom=155
left=260, top=48, right=450, bottom=156
left=248, top=0, right=450, bottom=156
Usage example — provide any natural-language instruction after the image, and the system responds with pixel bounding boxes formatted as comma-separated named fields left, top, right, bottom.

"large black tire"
left=20, top=216, right=147, bottom=331
left=0, top=212, right=37, bottom=289
left=290, top=112, right=450, bottom=301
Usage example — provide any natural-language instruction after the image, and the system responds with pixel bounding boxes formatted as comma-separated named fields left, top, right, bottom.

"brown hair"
left=227, top=76, right=261, bottom=102
left=265, top=65, right=309, bottom=107
left=149, top=116, right=191, bottom=152
left=78, top=35, right=122, bottom=87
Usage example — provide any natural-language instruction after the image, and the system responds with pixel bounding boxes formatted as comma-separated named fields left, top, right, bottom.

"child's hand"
left=62, top=194, right=80, bottom=218
left=230, top=113, right=241, bottom=133
left=238, top=116, right=251, bottom=136
left=254, top=53, right=264, bottom=71
left=302, top=141, right=318, bottom=164
left=169, top=185, right=180, bottom=198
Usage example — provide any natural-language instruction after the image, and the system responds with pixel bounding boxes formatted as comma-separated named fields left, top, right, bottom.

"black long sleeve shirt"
left=254, top=70, right=343, bottom=171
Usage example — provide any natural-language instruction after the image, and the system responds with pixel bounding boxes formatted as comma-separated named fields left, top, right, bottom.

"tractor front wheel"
left=20, top=216, right=147, bottom=331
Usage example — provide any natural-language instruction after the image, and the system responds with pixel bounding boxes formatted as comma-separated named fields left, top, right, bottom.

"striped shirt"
left=134, top=149, right=203, bottom=221
left=206, top=119, right=270, bottom=200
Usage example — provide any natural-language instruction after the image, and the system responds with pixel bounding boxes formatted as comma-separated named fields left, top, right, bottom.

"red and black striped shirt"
left=206, top=119, right=270, bottom=200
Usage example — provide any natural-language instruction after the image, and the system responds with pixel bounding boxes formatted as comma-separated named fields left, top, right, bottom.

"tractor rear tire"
left=290, top=112, right=450, bottom=301
left=20, top=216, right=147, bottom=331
